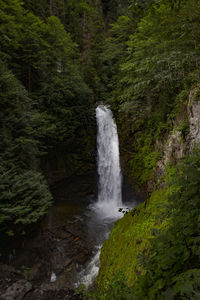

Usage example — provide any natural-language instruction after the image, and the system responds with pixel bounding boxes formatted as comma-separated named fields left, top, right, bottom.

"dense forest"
left=1, top=0, right=200, bottom=299
left=0, top=0, right=99, bottom=244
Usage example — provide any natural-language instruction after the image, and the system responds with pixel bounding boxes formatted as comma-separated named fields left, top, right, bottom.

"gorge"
left=1, top=0, right=200, bottom=299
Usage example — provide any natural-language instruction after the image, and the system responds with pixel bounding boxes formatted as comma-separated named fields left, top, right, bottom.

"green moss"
left=97, top=189, right=169, bottom=292
left=179, top=120, right=190, bottom=143
left=128, top=140, right=160, bottom=186
left=194, top=86, right=200, bottom=101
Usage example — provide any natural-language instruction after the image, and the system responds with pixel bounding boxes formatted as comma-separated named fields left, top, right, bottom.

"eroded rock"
left=1, top=279, right=32, bottom=300
left=23, top=287, right=82, bottom=300
left=188, top=84, right=200, bottom=147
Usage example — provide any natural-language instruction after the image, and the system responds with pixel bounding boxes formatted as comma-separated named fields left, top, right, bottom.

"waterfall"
left=95, top=105, right=122, bottom=218
left=77, top=105, right=130, bottom=287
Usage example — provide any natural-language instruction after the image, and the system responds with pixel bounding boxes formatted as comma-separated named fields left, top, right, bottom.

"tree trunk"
left=28, top=66, right=32, bottom=93
left=50, top=0, right=58, bottom=15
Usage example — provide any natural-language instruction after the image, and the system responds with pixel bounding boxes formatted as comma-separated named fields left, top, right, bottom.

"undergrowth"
left=85, top=148, right=200, bottom=299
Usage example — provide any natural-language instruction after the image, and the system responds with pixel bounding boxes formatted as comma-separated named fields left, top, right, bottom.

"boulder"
left=1, top=279, right=32, bottom=300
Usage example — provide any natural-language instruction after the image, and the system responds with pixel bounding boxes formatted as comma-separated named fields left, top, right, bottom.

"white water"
left=50, top=271, right=57, bottom=283
left=77, top=105, right=126, bottom=287
left=94, top=105, right=123, bottom=219
left=77, top=246, right=101, bottom=287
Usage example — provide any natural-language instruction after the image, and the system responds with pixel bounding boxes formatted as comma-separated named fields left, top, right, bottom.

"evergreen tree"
left=0, top=62, right=52, bottom=234
left=0, top=0, right=93, bottom=238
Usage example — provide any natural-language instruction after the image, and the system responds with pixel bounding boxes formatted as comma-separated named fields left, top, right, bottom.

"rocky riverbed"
left=0, top=220, right=93, bottom=300
left=0, top=173, right=141, bottom=300
left=0, top=174, right=97, bottom=300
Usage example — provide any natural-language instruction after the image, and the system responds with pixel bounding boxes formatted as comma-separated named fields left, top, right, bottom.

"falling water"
left=95, top=105, right=122, bottom=218
left=77, top=104, right=127, bottom=287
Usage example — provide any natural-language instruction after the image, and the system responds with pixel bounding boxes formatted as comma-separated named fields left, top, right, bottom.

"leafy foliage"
left=0, top=62, right=52, bottom=233
left=0, top=0, right=93, bottom=238
left=132, top=149, right=200, bottom=299
left=101, top=0, right=200, bottom=186
left=120, top=0, right=200, bottom=105
left=96, top=149, right=200, bottom=299
left=0, top=167, right=52, bottom=226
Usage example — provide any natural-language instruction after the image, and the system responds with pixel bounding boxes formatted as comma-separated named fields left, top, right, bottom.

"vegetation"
left=97, top=189, right=169, bottom=290
left=2, top=0, right=200, bottom=298
left=0, top=62, right=52, bottom=234
left=89, top=0, right=200, bottom=298
left=102, top=0, right=200, bottom=187
left=134, top=149, right=200, bottom=298
left=90, top=149, right=200, bottom=299
left=0, top=0, right=95, bottom=243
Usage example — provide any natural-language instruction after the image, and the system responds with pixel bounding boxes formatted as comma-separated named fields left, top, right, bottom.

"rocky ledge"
left=0, top=221, right=94, bottom=300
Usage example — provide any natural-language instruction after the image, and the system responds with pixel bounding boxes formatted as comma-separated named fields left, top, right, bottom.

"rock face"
left=0, top=222, right=92, bottom=300
left=0, top=277, right=82, bottom=300
left=155, top=131, right=186, bottom=173
left=188, top=84, right=200, bottom=147
left=12, top=223, right=94, bottom=287
left=151, top=84, right=200, bottom=192
left=149, top=130, right=187, bottom=192
left=23, top=286, right=82, bottom=300
left=1, top=280, right=32, bottom=300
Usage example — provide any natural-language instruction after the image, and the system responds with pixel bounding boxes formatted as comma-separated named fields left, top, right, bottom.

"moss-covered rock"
left=97, top=189, right=169, bottom=292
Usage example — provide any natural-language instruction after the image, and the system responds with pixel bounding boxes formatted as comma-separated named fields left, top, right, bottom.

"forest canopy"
left=0, top=0, right=93, bottom=238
